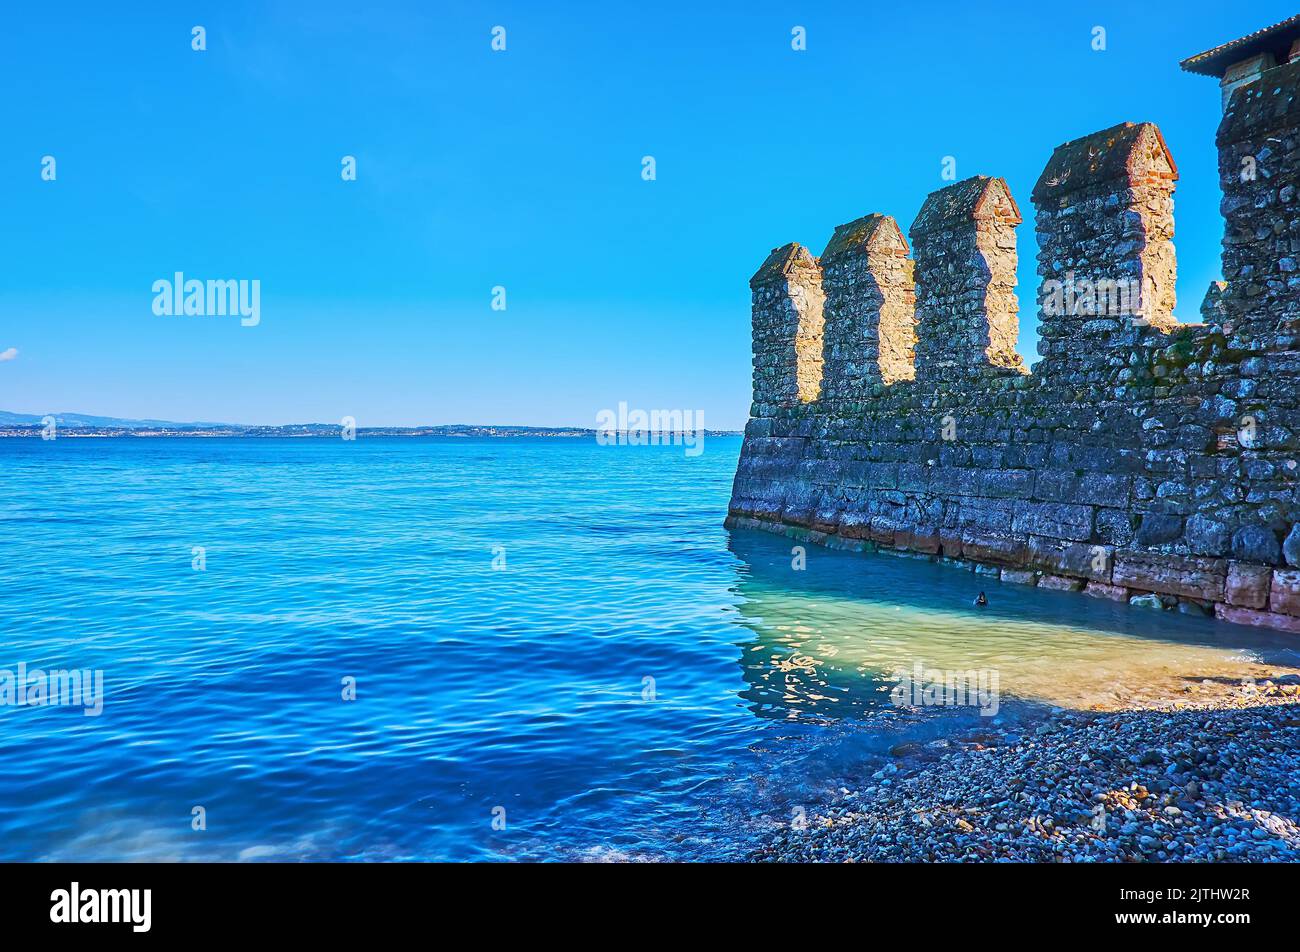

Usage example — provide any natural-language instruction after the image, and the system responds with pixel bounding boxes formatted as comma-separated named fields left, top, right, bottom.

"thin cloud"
left=0, top=348, right=17, bottom=362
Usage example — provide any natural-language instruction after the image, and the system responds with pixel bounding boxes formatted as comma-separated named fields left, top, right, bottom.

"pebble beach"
left=755, top=679, right=1300, bottom=862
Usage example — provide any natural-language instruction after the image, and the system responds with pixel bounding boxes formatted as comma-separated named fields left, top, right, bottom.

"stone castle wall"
left=726, top=76, right=1300, bottom=632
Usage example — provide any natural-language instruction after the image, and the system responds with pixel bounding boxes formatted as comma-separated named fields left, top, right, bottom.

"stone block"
left=1225, top=561, right=1271, bottom=609
left=1038, top=574, right=1084, bottom=592
left=1285, top=524, right=1300, bottom=568
left=1112, top=551, right=1226, bottom=601
left=1231, top=525, right=1282, bottom=565
left=1215, top=604, right=1300, bottom=633
left=1135, top=513, right=1182, bottom=546
left=1085, top=581, right=1129, bottom=601
left=1270, top=569, right=1300, bottom=616
left=1012, top=502, right=1094, bottom=542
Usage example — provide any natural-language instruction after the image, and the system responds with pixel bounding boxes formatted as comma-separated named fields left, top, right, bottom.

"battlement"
left=748, top=242, right=824, bottom=414
left=820, top=213, right=915, bottom=400
left=729, top=17, right=1300, bottom=634
left=911, top=176, right=1025, bottom=383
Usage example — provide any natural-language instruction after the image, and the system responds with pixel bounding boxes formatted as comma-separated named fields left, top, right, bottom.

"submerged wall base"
left=724, top=514, right=1300, bottom=634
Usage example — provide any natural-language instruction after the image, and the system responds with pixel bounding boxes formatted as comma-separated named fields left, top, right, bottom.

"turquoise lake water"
left=3, top=436, right=1299, bottom=861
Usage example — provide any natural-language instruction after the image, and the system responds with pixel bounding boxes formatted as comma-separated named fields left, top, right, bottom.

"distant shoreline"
left=0, top=425, right=743, bottom=439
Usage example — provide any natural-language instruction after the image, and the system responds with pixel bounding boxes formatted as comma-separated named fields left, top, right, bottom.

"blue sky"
left=0, top=1, right=1291, bottom=428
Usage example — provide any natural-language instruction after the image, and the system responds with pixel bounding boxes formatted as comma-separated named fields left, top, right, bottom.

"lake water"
left=2, top=436, right=1298, bottom=861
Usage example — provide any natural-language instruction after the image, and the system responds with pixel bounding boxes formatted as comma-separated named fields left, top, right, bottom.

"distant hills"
left=0, top=410, right=231, bottom=428
left=0, top=411, right=740, bottom=438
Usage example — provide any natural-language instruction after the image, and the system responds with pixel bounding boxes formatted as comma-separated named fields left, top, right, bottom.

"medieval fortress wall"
left=726, top=44, right=1300, bottom=632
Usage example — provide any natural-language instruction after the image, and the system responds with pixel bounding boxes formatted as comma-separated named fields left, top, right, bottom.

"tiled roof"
left=1218, top=58, right=1300, bottom=143
left=1181, top=15, right=1300, bottom=77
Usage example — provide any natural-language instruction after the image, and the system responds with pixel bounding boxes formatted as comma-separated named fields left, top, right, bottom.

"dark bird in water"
left=974, top=592, right=988, bottom=607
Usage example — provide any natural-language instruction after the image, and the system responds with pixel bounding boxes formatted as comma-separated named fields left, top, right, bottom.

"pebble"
left=753, top=696, right=1300, bottom=863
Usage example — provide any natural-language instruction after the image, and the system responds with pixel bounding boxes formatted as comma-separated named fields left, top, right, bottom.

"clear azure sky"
left=1, top=1, right=1293, bottom=429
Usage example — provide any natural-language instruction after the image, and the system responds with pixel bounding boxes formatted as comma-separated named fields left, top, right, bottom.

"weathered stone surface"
left=1284, top=524, right=1300, bottom=567
left=749, top=244, right=824, bottom=412
left=1038, top=574, right=1084, bottom=592
left=729, top=98, right=1300, bottom=633
left=960, top=532, right=1025, bottom=565
left=911, top=176, right=1026, bottom=383
left=1112, top=552, right=1227, bottom=602
left=1085, top=581, right=1128, bottom=601
left=1136, top=513, right=1183, bottom=547
left=1225, top=561, right=1272, bottom=609
left=1130, top=593, right=1166, bottom=610
left=1231, top=525, right=1281, bottom=565
left=1026, top=536, right=1111, bottom=582
left=1215, top=603, right=1300, bottom=633
left=1185, top=513, right=1231, bottom=556
left=1270, top=569, right=1300, bottom=616
left=821, top=215, right=916, bottom=396
left=1000, top=568, right=1037, bottom=585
